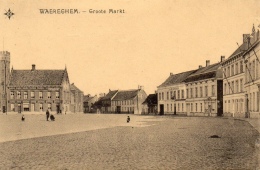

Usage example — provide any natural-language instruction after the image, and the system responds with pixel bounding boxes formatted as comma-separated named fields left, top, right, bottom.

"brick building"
left=8, top=65, right=71, bottom=114
left=70, top=83, right=84, bottom=113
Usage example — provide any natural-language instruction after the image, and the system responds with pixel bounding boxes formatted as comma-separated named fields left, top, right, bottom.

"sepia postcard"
left=0, top=0, right=259, bottom=169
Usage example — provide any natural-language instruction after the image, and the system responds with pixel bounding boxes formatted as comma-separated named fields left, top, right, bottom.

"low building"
left=99, top=90, right=118, bottom=113
left=184, top=59, right=224, bottom=116
left=70, top=83, right=84, bottom=113
left=142, top=93, right=158, bottom=114
left=8, top=65, right=71, bottom=114
left=111, top=86, right=147, bottom=114
left=83, top=95, right=98, bottom=113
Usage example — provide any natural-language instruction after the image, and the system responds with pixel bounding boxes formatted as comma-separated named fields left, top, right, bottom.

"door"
left=18, top=104, right=21, bottom=113
left=31, top=104, right=35, bottom=112
left=116, top=106, right=121, bottom=113
left=159, top=104, right=164, bottom=115
left=56, top=105, right=60, bottom=114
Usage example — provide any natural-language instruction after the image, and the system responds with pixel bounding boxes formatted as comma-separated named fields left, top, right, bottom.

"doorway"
left=159, top=104, right=164, bottom=115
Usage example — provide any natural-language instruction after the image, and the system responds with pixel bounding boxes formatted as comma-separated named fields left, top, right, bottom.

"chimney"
left=32, top=64, right=36, bottom=71
left=170, top=72, right=173, bottom=76
left=221, top=56, right=225, bottom=62
left=198, top=65, right=202, bottom=69
left=206, top=60, right=210, bottom=67
left=243, top=34, right=250, bottom=43
left=138, top=85, right=144, bottom=90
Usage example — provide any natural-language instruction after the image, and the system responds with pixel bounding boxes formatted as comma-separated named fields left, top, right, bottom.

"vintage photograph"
left=0, top=0, right=259, bottom=169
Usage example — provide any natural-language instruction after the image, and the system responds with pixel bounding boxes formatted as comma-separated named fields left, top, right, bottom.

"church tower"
left=0, top=51, right=10, bottom=113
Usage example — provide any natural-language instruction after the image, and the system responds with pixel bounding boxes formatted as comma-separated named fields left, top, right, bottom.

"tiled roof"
left=184, top=63, right=222, bottom=82
left=142, top=94, right=157, bottom=105
left=84, top=96, right=94, bottom=102
left=70, top=83, right=83, bottom=93
left=102, top=90, right=118, bottom=100
left=113, top=90, right=139, bottom=101
left=9, top=70, right=65, bottom=86
left=158, top=70, right=197, bottom=87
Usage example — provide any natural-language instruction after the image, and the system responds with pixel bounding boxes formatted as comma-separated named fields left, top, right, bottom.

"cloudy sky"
left=0, top=0, right=259, bottom=96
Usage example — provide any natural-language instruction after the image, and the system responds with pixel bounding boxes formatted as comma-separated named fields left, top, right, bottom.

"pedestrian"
left=21, top=115, right=25, bottom=121
left=46, top=109, right=50, bottom=121
left=127, top=116, right=130, bottom=123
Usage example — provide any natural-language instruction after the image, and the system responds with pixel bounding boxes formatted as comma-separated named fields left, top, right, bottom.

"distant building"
left=8, top=64, right=71, bottom=114
left=244, top=25, right=260, bottom=118
left=99, top=90, right=118, bottom=113
left=157, top=70, right=196, bottom=115
left=0, top=51, right=10, bottom=113
left=83, top=95, right=98, bottom=113
left=111, top=86, right=147, bottom=114
left=185, top=59, right=223, bottom=117
left=70, top=83, right=84, bottom=113
left=142, top=93, right=158, bottom=114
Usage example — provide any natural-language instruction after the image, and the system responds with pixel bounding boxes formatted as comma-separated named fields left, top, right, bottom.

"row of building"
left=156, top=25, right=260, bottom=118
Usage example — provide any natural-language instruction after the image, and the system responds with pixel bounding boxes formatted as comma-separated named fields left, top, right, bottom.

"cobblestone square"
left=0, top=114, right=259, bottom=169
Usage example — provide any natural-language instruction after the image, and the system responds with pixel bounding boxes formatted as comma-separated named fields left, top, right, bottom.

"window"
left=231, top=81, right=234, bottom=94
left=182, top=103, right=184, bottom=112
left=174, top=91, right=176, bottom=99
left=200, top=103, right=202, bottom=112
left=39, top=92, right=43, bottom=99
left=177, top=90, right=180, bottom=99
left=170, top=91, right=173, bottom=98
left=24, top=92, right=28, bottom=99
left=231, top=64, right=234, bottom=76
left=186, top=89, right=189, bottom=98
left=195, top=103, right=197, bottom=112
left=205, top=86, right=208, bottom=97
left=195, top=87, right=198, bottom=98
left=235, top=63, right=238, bottom=75
left=23, top=103, right=29, bottom=111
left=167, top=92, right=169, bottom=100
left=17, top=91, right=21, bottom=99
left=55, top=92, right=60, bottom=99
left=31, top=91, right=35, bottom=99
left=159, top=93, right=161, bottom=100
left=181, top=90, right=184, bottom=99
left=212, top=85, right=215, bottom=96
left=171, top=104, right=172, bottom=111
left=191, top=88, right=193, bottom=98
left=162, top=92, right=164, bottom=100
left=240, top=61, right=243, bottom=73
left=39, top=103, right=43, bottom=111
left=48, top=103, right=51, bottom=111
left=224, top=83, right=226, bottom=95
left=191, top=103, right=193, bottom=112
left=200, top=87, right=203, bottom=97
left=227, top=66, right=230, bottom=77
left=10, top=91, right=14, bottom=99
left=47, top=92, right=51, bottom=99
left=236, top=80, right=239, bottom=93
left=240, top=79, right=243, bottom=92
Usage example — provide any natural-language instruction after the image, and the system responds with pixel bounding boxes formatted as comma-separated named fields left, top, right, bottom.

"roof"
left=9, top=69, right=66, bottom=86
left=158, top=70, right=197, bottom=87
left=102, top=90, right=118, bottom=100
left=184, top=63, right=222, bottom=82
left=112, top=90, right=139, bottom=101
left=142, top=94, right=158, bottom=105
left=70, top=83, right=83, bottom=93
left=84, top=96, right=94, bottom=102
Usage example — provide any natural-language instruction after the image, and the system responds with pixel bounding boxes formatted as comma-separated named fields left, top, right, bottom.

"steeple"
left=252, top=24, right=255, bottom=33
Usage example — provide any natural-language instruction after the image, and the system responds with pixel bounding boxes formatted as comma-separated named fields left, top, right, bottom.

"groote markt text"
left=39, top=9, right=125, bottom=14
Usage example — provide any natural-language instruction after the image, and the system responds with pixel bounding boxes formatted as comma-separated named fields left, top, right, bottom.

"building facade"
left=222, top=35, right=248, bottom=117
left=157, top=70, right=196, bottom=115
left=185, top=59, right=224, bottom=117
left=70, top=83, right=84, bottom=113
left=0, top=51, right=10, bottom=113
left=111, top=87, right=147, bottom=114
left=244, top=26, right=260, bottom=118
left=8, top=65, right=71, bottom=114
left=142, top=93, right=158, bottom=114
left=83, top=95, right=98, bottom=113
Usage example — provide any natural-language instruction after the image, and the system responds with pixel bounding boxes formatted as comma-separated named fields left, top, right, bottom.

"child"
left=21, top=115, right=25, bottom=121
left=50, top=114, right=55, bottom=121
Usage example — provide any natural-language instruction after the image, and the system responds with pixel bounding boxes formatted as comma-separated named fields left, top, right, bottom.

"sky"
left=0, top=0, right=259, bottom=96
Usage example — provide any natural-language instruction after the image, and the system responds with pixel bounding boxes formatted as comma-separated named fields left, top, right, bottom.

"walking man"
left=46, top=109, right=50, bottom=121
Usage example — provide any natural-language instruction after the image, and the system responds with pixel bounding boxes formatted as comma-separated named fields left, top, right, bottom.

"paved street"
left=0, top=114, right=259, bottom=169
